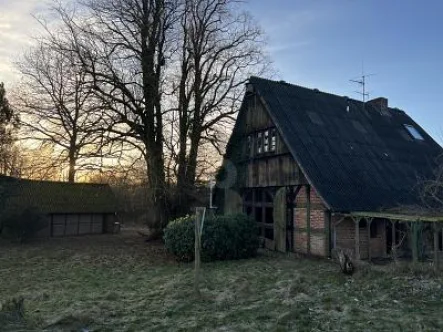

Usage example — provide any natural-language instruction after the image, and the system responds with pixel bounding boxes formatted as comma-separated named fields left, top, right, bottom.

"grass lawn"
left=1, top=231, right=443, bottom=332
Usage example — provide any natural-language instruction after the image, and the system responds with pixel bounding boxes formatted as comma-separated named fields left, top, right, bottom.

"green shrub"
left=163, top=213, right=259, bottom=262
left=2, top=208, right=46, bottom=243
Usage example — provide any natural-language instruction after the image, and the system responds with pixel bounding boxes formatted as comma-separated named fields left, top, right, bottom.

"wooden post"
left=367, top=218, right=373, bottom=262
left=194, top=207, right=206, bottom=296
left=434, top=223, right=439, bottom=271
left=411, top=222, right=419, bottom=263
left=391, top=220, right=396, bottom=249
left=390, top=220, right=397, bottom=262
left=306, top=186, right=311, bottom=255
left=353, top=217, right=361, bottom=260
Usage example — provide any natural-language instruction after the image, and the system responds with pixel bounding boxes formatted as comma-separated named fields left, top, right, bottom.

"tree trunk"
left=68, top=150, right=76, bottom=183
left=145, top=144, right=168, bottom=229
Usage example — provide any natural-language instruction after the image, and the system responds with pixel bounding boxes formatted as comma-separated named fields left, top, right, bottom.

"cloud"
left=0, top=0, right=47, bottom=86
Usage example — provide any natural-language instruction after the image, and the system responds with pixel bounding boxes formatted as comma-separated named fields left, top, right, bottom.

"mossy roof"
left=0, top=175, right=117, bottom=215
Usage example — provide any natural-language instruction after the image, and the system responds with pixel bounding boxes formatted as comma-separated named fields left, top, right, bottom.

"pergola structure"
left=333, top=211, right=443, bottom=269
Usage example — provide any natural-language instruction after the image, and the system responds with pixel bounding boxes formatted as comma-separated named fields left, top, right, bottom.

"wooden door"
left=273, top=187, right=287, bottom=252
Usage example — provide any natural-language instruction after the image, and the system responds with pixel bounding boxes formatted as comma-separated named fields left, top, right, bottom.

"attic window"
left=255, top=128, right=277, bottom=155
left=307, top=111, right=323, bottom=125
left=264, top=130, right=269, bottom=152
left=257, top=132, right=263, bottom=154
left=270, top=129, right=277, bottom=152
left=404, top=124, right=424, bottom=140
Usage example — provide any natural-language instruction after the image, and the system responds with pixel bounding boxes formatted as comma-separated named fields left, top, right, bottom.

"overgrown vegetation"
left=2, top=208, right=45, bottom=243
left=164, top=213, right=259, bottom=262
left=1, top=232, right=443, bottom=331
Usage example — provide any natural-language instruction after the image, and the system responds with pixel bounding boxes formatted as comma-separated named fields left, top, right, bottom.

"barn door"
left=273, top=187, right=287, bottom=252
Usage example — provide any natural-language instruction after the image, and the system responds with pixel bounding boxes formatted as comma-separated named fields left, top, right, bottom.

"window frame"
left=257, top=132, right=263, bottom=154
left=243, top=188, right=274, bottom=241
left=404, top=124, right=424, bottom=141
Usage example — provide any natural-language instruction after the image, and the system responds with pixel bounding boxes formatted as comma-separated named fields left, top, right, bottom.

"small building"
left=218, top=77, right=443, bottom=260
left=0, top=175, right=118, bottom=237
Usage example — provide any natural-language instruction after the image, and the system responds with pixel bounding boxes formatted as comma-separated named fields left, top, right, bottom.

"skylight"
left=404, top=124, right=424, bottom=140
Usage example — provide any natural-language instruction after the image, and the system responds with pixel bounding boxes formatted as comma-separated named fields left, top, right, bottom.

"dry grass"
left=1, top=231, right=443, bottom=331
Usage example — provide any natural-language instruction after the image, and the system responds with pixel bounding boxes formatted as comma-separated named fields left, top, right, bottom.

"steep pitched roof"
left=249, top=76, right=443, bottom=212
left=0, top=175, right=118, bottom=215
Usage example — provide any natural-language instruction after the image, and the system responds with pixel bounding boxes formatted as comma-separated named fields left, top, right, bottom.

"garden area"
left=1, top=226, right=443, bottom=331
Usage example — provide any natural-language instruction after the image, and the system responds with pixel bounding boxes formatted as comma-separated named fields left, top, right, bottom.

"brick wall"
left=293, top=186, right=328, bottom=257
left=333, top=216, right=387, bottom=259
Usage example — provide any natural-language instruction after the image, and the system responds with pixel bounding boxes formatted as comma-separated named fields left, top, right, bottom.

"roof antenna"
left=350, top=62, right=375, bottom=103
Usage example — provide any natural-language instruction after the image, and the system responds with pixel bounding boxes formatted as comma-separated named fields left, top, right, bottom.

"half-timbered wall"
left=293, top=186, right=328, bottom=256
left=222, top=91, right=329, bottom=255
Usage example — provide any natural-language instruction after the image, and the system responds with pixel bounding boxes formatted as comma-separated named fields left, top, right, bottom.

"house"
left=0, top=175, right=119, bottom=237
left=217, top=76, right=443, bottom=260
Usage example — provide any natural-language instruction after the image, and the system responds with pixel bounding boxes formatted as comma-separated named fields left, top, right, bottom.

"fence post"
left=194, top=207, right=206, bottom=295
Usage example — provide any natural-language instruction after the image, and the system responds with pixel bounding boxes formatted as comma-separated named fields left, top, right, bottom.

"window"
left=243, top=189, right=274, bottom=241
left=254, top=128, right=277, bottom=155
left=404, top=124, right=424, bottom=140
left=255, top=207, right=262, bottom=223
left=257, top=132, right=263, bottom=154
left=244, top=190, right=253, bottom=203
left=264, top=227, right=274, bottom=240
left=246, top=206, right=252, bottom=216
left=270, top=129, right=277, bottom=152
left=265, top=207, right=274, bottom=224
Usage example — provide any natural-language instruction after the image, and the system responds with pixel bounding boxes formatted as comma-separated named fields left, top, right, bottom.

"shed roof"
left=0, top=175, right=117, bottom=215
left=248, top=76, right=443, bottom=212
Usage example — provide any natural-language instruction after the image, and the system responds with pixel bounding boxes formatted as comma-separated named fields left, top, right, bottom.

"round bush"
left=163, top=213, right=259, bottom=262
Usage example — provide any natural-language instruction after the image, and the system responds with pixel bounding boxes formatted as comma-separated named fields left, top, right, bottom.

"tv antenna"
left=350, top=63, right=375, bottom=102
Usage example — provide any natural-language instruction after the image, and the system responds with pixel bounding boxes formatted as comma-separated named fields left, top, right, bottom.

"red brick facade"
left=293, top=187, right=328, bottom=257
left=333, top=216, right=387, bottom=259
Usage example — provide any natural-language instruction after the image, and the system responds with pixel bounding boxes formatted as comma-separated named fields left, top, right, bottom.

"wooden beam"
left=434, top=223, right=439, bottom=271
left=349, top=211, right=443, bottom=223
left=367, top=218, right=373, bottom=262
left=325, top=211, right=332, bottom=257
left=50, top=214, right=54, bottom=237
left=353, top=217, right=361, bottom=260
left=306, top=185, right=311, bottom=255
left=391, top=220, right=396, bottom=249
left=411, top=222, right=419, bottom=263
left=333, top=216, right=346, bottom=227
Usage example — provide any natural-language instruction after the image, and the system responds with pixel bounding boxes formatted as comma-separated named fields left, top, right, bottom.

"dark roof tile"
left=0, top=176, right=118, bottom=215
left=249, top=76, right=443, bottom=212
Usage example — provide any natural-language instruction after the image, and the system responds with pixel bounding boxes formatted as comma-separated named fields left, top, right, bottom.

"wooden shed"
left=217, top=76, right=443, bottom=261
left=0, top=175, right=118, bottom=237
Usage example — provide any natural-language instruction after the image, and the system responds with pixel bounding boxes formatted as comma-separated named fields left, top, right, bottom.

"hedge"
left=163, top=213, right=259, bottom=262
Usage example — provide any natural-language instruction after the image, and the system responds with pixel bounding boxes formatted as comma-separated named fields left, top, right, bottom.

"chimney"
left=366, top=97, right=388, bottom=111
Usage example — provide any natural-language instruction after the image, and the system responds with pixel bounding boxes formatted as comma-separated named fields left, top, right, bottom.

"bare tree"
left=45, top=0, right=181, bottom=226
left=16, top=41, right=106, bottom=183
left=36, top=0, right=269, bottom=224
left=0, top=82, right=19, bottom=176
left=170, top=0, right=268, bottom=212
left=419, top=162, right=443, bottom=212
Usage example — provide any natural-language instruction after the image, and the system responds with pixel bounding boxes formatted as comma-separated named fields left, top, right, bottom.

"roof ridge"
left=249, top=76, right=403, bottom=112
left=0, top=175, right=110, bottom=187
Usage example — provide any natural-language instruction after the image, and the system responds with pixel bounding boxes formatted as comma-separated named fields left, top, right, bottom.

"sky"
left=1, top=0, right=443, bottom=142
